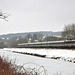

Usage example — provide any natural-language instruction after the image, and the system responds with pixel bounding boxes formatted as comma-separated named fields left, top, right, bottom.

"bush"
left=0, top=56, right=47, bottom=75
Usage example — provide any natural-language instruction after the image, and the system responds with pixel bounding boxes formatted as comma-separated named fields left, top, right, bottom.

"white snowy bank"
left=2, top=48, right=75, bottom=63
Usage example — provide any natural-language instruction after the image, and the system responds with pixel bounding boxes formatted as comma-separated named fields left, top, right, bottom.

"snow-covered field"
left=0, top=48, right=75, bottom=75
left=2, top=48, right=75, bottom=63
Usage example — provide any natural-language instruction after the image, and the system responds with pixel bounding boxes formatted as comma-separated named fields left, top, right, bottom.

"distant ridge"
left=0, top=31, right=61, bottom=38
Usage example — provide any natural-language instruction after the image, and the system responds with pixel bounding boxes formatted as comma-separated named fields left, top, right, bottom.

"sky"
left=0, top=0, right=75, bottom=35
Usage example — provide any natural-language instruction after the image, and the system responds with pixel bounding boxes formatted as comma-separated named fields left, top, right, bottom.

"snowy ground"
left=2, top=48, right=75, bottom=63
left=0, top=48, right=75, bottom=75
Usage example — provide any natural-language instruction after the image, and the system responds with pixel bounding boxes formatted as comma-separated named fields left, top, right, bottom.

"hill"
left=0, top=31, right=61, bottom=38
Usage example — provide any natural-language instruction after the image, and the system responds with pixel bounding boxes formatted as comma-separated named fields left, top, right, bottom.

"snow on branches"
left=0, top=9, right=10, bottom=21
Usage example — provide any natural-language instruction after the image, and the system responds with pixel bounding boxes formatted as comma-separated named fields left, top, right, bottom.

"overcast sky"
left=0, top=0, right=75, bottom=35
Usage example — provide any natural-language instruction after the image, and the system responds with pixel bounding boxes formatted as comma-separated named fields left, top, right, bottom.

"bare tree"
left=37, top=33, right=43, bottom=42
left=0, top=9, right=10, bottom=21
left=61, top=24, right=75, bottom=40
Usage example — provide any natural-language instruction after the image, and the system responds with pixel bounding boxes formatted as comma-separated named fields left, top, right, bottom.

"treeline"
left=62, top=24, right=75, bottom=40
left=0, top=33, right=62, bottom=48
left=6, top=34, right=65, bottom=48
left=0, top=42, right=6, bottom=48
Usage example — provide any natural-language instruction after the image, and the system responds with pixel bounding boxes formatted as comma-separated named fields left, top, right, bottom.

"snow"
left=0, top=48, right=75, bottom=75
left=2, top=48, right=75, bottom=63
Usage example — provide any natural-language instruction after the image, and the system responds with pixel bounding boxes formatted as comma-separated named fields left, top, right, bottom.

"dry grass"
left=0, top=56, right=24, bottom=75
left=0, top=56, right=47, bottom=75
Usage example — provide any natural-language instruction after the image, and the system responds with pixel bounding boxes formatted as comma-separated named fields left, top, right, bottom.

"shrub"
left=0, top=56, right=47, bottom=75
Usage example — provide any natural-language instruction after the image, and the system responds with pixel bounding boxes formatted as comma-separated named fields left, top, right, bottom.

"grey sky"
left=0, top=0, right=75, bottom=34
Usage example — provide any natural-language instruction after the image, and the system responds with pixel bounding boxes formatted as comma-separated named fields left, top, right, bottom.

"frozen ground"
left=0, top=48, right=75, bottom=75
left=3, top=48, right=75, bottom=63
